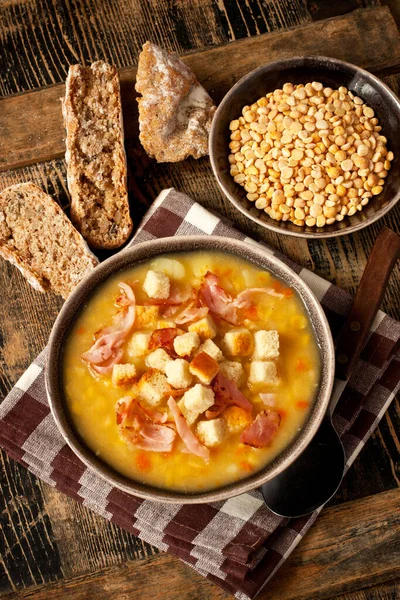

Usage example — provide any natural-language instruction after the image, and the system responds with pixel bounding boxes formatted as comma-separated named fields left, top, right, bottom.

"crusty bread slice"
left=63, top=61, right=132, bottom=249
left=0, top=183, right=98, bottom=298
left=136, top=42, right=216, bottom=163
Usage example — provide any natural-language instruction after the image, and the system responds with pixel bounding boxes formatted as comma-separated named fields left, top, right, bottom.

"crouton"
left=188, top=314, right=217, bottom=340
left=182, top=383, right=214, bottom=414
left=127, top=331, right=152, bottom=357
left=138, top=369, right=169, bottom=405
left=222, top=405, right=253, bottom=434
left=112, top=363, right=137, bottom=387
left=165, top=359, right=193, bottom=388
left=143, top=270, right=170, bottom=299
left=196, top=418, right=226, bottom=448
left=189, top=352, right=219, bottom=385
left=253, top=330, right=279, bottom=360
left=197, top=339, right=224, bottom=362
left=222, top=328, right=253, bottom=356
left=248, top=361, right=279, bottom=386
left=173, top=331, right=200, bottom=357
left=219, top=360, right=244, bottom=386
left=177, top=398, right=199, bottom=426
left=156, top=320, right=176, bottom=329
left=135, top=305, right=160, bottom=328
left=145, top=348, right=171, bottom=373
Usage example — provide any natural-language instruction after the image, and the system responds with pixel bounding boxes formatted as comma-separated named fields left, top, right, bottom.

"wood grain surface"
left=1, top=489, right=399, bottom=600
left=0, top=1, right=399, bottom=599
left=1, top=6, right=400, bottom=171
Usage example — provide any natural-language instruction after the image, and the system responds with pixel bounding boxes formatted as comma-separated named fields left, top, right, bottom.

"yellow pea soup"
left=63, top=251, right=320, bottom=493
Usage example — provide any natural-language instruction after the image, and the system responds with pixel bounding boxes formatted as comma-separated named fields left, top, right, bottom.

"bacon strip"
left=167, top=396, right=210, bottom=460
left=139, top=423, right=176, bottom=444
left=199, top=272, right=238, bottom=325
left=121, top=428, right=174, bottom=453
left=240, top=410, right=281, bottom=448
left=162, top=305, right=182, bottom=318
left=91, top=348, right=124, bottom=375
left=174, top=303, right=209, bottom=324
left=259, top=393, right=277, bottom=407
left=233, top=287, right=284, bottom=309
left=147, top=284, right=192, bottom=307
left=116, top=397, right=174, bottom=452
left=82, top=282, right=136, bottom=373
left=207, top=372, right=252, bottom=418
left=148, top=327, right=182, bottom=354
left=116, top=396, right=168, bottom=425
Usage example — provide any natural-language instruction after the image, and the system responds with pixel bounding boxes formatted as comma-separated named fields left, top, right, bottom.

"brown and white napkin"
left=0, top=189, right=399, bottom=599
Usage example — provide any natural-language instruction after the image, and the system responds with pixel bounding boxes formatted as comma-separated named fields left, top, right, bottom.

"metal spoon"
left=261, top=227, right=400, bottom=518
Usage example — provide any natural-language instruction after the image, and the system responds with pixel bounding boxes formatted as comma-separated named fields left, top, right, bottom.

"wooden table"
left=0, top=1, right=399, bottom=599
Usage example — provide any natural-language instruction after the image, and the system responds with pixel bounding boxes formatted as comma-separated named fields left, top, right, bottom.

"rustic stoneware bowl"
left=209, top=56, right=400, bottom=238
left=46, top=236, right=335, bottom=503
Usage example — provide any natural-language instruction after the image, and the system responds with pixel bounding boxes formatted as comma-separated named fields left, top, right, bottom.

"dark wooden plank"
left=1, top=6, right=400, bottom=171
left=333, top=579, right=400, bottom=600
left=0, top=456, right=63, bottom=590
left=1, top=489, right=398, bottom=600
left=0, top=0, right=312, bottom=98
left=306, top=0, right=363, bottom=21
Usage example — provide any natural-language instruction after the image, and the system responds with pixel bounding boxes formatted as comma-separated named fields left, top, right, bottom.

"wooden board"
left=1, top=6, right=400, bottom=172
left=1, top=488, right=399, bottom=600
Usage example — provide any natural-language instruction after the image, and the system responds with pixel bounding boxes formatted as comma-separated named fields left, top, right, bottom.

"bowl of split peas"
left=209, top=56, right=400, bottom=238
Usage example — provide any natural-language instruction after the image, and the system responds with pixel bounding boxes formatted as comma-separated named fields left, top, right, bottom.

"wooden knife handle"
left=335, top=226, right=400, bottom=380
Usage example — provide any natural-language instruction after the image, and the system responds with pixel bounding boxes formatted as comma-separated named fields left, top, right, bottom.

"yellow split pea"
left=228, top=82, right=393, bottom=227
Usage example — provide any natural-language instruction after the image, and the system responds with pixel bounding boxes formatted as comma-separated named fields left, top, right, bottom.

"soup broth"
left=63, top=251, right=320, bottom=492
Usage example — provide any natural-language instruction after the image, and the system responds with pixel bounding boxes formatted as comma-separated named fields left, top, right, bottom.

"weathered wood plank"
left=333, top=579, right=400, bottom=600
left=1, top=489, right=398, bottom=600
left=0, top=457, right=63, bottom=591
left=264, top=488, right=400, bottom=600
left=306, top=0, right=363, bottom=21
left=1, top=6, right=399, bottom=172
left=0, top=0, right=312, bottom=98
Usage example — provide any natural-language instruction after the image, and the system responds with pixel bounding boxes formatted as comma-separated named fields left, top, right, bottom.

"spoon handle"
left=335, top=226, right=400, bottom=381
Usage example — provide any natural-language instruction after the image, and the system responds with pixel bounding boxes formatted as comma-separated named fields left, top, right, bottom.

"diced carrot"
left=244, top=304, right=258, bottom=320
left=296, top=358, right=308, bottom=372
left=272, top=281, right=293, bottom=298
left=257, top=273, right=270, bottom=284
left=77, top=326, right=86, bottom=335
left=235, top=445, right=249, bottom=457
left=296, top=400, right=309, bottom=410
left=277, top=408, right=287, bottom=420
left=136, top=451, right=151, bottom=472
left=239, top=460, right=253, bottom=472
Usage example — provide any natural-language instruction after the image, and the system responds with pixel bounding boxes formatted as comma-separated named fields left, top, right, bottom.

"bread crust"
left=136, top=42, right=216, bottom=163
left=63, top=61, right=132, bottom=249
left=0, top=182, right=99, bottom=298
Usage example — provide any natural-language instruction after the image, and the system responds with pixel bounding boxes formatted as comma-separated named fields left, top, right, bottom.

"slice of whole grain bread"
left=0, top=182, right=99, bottom=298
left=63, top=60, right=132, bottom=249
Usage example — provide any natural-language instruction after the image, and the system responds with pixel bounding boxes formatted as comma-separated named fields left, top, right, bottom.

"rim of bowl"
left=46, top=236, right=335, bottom=503
left=209, top=55, right=400, bottom=239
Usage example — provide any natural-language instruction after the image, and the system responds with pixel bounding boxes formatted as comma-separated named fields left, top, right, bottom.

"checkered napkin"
left=1, top=189, right=399, bottom=599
